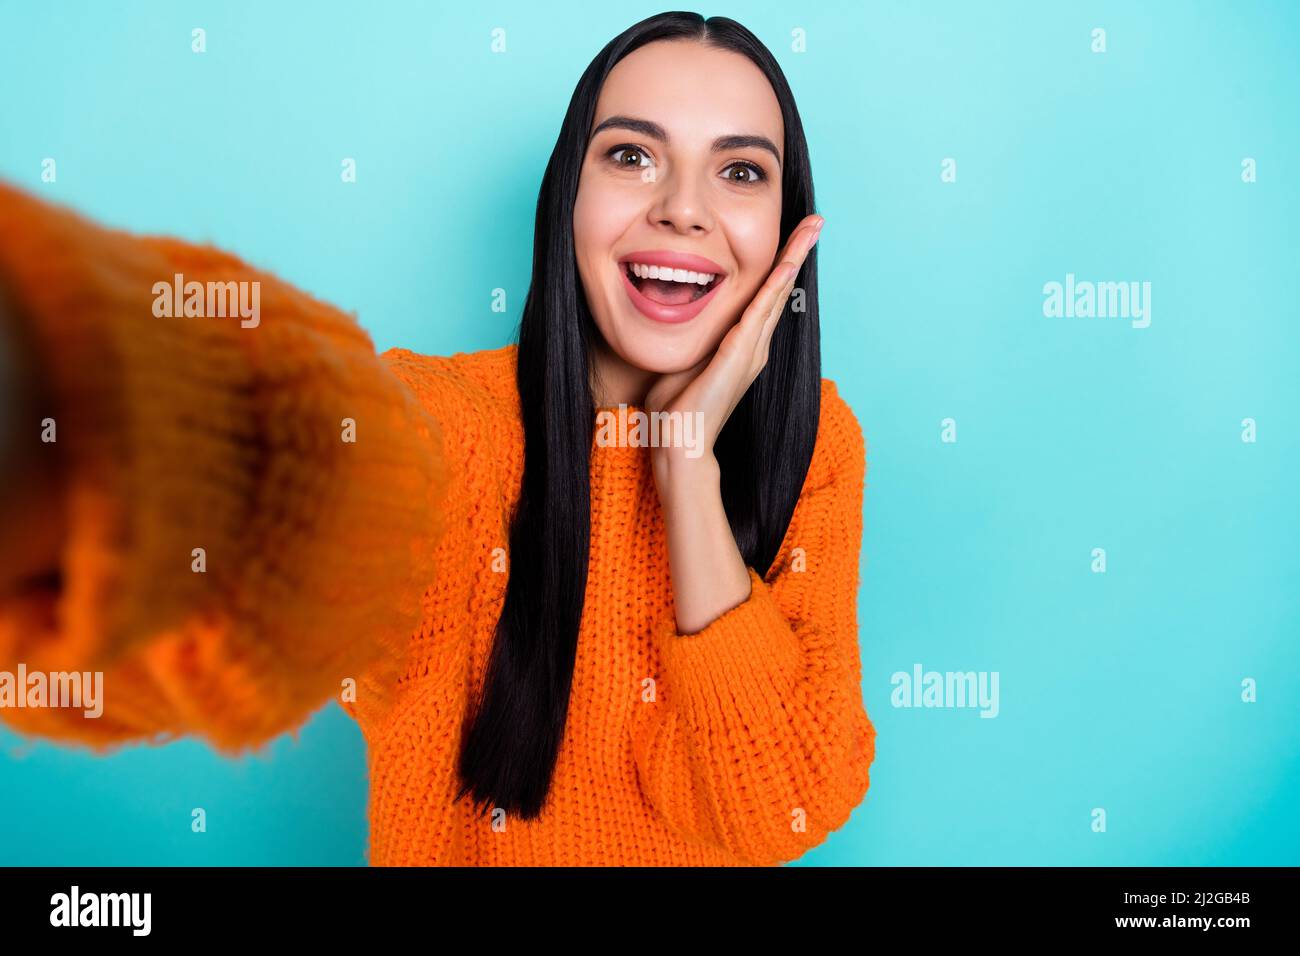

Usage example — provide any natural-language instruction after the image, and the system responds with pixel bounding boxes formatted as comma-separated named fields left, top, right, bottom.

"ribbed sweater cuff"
left=655, top=567, right=803, bottom=708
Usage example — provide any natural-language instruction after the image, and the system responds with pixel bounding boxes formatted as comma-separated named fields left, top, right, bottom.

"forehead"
left=592, top=40, right=784, bottom=152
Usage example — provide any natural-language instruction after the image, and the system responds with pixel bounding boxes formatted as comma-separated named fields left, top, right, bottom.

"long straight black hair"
left=455, top=11, right=821, bottom=821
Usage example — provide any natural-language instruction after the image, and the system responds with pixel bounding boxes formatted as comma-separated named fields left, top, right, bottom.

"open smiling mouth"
left=623, top=262, right=721, bottom=305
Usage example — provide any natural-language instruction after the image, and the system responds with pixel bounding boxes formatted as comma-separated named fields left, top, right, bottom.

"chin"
left=604, top=317, right=733, bottom=376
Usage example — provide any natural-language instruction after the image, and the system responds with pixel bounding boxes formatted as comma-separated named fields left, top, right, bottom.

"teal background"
left=1, top=0, right=1296, bottom=866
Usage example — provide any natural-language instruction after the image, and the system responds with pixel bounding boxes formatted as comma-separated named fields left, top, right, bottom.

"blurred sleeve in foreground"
left=0, top=181, right=450, bottom=755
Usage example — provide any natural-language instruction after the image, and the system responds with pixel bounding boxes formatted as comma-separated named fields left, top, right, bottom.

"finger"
left=764, top=216, right=822, bottom=319
left=762, top=259, right=802, bottom=339
left=755, top=219, right=822, bottom=364
left=725, top=258, right=801, bottom=379
left=719, top=215, right=824, bottom=383
left=744, top=236, right=807, bottom=333
left=773, top=214, right=824, bottom=268
left=717, top=264, right=790, bottom=367
left=743, top=215, right=822, bottom=332
left=753, top=280, right=794, bottom=370
left=732, top=248, right=810, bottom=407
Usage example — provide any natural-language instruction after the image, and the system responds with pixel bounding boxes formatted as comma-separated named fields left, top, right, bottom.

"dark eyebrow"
left=589, top=114, right=782, bottom=169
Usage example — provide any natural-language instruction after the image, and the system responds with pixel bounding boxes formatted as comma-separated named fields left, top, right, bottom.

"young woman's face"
left=574, top=39, right=785, bottom=385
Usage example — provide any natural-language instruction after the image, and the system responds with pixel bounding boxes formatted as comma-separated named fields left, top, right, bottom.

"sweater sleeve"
left=629, top=380, right=876, bottom=865
left=0, top=181, right=449, bottom=754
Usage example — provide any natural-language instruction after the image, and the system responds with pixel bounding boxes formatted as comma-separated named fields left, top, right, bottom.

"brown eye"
left=607, top=146, right=653, bottom=170
left=723, top=162, right=766, bottom=185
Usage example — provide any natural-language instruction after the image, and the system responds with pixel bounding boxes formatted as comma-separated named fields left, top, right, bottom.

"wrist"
left=652, top=447, right=720, bottom=504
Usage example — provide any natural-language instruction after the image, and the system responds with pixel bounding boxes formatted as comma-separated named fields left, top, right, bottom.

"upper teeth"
left=629, top=263, right=717, bottom=285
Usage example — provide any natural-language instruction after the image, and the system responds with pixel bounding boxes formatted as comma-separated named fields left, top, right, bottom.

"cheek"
left=573, top=175, right=642, bottom=265
left=725, top=211, right=782, bottom=289
left=706, top=209, right=781, bottom=336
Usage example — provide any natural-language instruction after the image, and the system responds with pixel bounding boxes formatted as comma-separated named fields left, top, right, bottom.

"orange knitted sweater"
left=0, top=182, right=876, bottom=866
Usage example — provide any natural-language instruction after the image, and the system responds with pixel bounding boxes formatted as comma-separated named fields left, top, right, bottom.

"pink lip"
left=616, top=250, right=727, bottom=324
left=618, top=249, right=726, bottom=276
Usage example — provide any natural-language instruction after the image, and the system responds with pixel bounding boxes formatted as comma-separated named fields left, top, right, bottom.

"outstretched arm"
left=0, top=279, right=64, bottom=594
left=0, top=181, right=450, bottom=754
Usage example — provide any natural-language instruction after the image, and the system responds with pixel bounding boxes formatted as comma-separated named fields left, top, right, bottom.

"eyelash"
left=604, top=144, right=768, bottom=185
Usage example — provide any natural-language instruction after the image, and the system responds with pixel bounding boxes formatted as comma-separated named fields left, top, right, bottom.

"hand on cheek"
left=645, top=212, right=823, bottom=487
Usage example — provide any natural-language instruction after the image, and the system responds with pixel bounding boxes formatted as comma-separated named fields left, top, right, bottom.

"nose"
left=647, top=167, right=714, bottom=235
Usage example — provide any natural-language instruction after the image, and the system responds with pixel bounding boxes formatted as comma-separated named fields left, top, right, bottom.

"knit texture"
left=0, top=182, right=876, bottom=866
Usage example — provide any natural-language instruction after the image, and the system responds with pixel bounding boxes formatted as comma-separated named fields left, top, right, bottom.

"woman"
left=0, top=11, right=874, bottom=866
